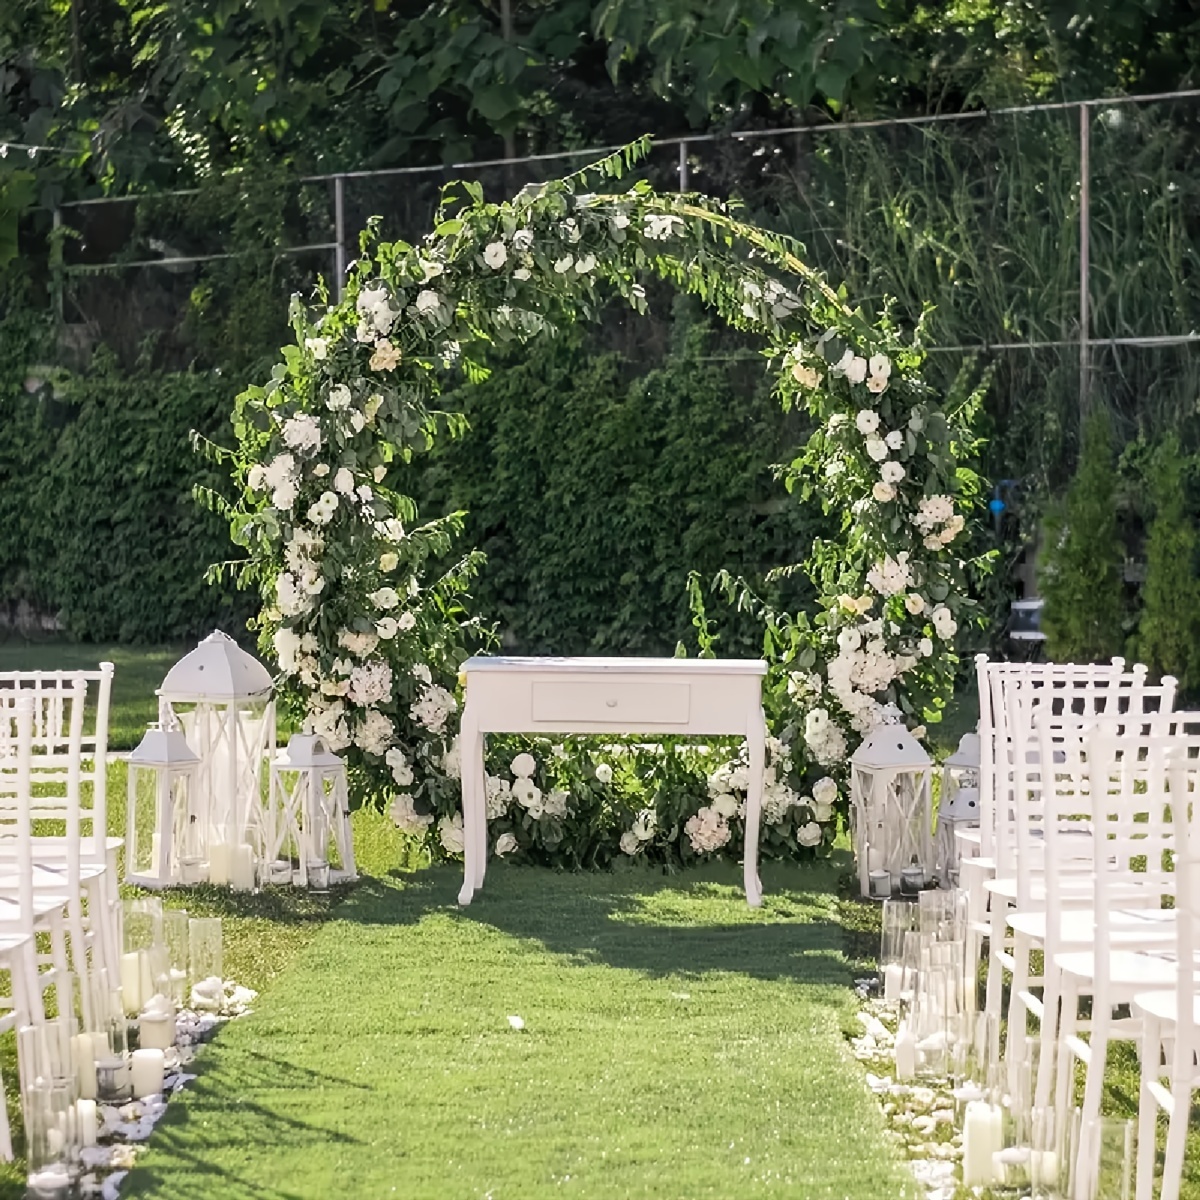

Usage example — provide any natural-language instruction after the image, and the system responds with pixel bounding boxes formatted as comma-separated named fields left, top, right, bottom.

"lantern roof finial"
left=945, top=730, right=981, bottom=768
left=850, top=724, right=932, bottom=769
left=158, top=630, right=273, bottom=702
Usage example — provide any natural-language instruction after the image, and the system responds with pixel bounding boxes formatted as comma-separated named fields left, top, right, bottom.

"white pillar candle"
left=962, top=1100, right=1004, bottom=1185
left=138, top=1012, right=175, bottom=1051
left=75, top=1098, right=97, bottom=1147
left=120, top=951, right=145, bottom=1016
left=130, top=1048, right=165, bottom=1098
left=71, top=1033, right=96, bottom=1100
left=894, top=1021, right=916, bottom=1081
left=230, top=844, right=255, bottom=892
left=208, top=842, right=232, bottom=886
left=27, top=1165, right=70, bottom=1196
left=1032, top=1150, right=1059, bottom=1187
left=883, top=963, right=903, bottom=1003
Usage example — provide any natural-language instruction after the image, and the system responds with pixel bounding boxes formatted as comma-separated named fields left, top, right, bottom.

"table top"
left=461, top=656, right=767, bottom=676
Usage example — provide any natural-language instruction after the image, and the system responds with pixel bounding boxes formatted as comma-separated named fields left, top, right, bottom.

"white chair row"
left=966, top=656, right=1198, bottom=1199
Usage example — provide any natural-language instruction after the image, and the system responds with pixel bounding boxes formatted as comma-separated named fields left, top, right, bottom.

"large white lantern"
left=266, top=734, right=357, bottom=889
left=125, top=726, right=202, bottom=888
left=157, top=631, right=275, bottom=886
left=850, top=725, right=933, bottom=899
left=936, top=731, right=980, bottom=888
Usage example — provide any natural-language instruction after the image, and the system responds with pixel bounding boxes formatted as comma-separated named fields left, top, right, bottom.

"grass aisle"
left=123, top=861, right=907, bottom=1200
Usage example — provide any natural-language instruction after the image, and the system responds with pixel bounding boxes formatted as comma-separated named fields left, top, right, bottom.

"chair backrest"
left=0, top=696, right=43, bottom=924
left=0, top=665, right=114, bottom=860
left=1081, top=715, right=1198, bottom=987
left=1165, top=733, right=1200, bottom=1045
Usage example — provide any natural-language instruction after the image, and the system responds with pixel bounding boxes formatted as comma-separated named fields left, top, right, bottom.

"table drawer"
left=531, top=681, right=691, bottom=726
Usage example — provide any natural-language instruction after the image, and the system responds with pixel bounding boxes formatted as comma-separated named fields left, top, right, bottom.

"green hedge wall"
left=0, top=305, right=254, bottom=642
left=415, top=309, right=825, bottom=656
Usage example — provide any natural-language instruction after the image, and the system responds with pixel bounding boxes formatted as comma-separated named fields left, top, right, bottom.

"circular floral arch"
left=220, top=140, right=981, bottom=867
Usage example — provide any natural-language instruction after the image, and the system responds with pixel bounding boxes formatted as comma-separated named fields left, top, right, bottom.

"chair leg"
left=1005, top=929, right=1033, bottom=1102
left=1135, top=1012, right=1162, bottom=1200
left=1075, top=1007, right=1112, bottom=1200
left=1056, top=977, right=1080, bottom=1126
left=1035, top=959, right=1062, bottom=1110
left=1159, top=1076, right=1192, bottom=1200
left=984, top=898, right=1009, bottom=1061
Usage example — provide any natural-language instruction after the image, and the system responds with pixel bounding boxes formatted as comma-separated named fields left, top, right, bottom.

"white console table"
left=456, top=656, right=768, bottom=908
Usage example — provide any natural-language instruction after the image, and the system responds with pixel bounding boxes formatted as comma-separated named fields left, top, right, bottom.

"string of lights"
left=0, top=139, right=77, bottom=160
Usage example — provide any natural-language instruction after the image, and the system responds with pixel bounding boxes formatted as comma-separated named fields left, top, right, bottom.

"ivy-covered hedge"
left=0, top=302, right=254, bottom=642
left=417, top=306, right=826, bottom=656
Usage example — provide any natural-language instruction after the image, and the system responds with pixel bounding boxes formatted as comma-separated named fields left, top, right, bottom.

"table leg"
left=743, top=706, right=767, bottom=908
left=471, top=727, right=487, bottom=889
left=457, top=711, right=481, bottom=907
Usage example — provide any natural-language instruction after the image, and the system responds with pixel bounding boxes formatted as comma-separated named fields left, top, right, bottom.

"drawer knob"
left=605, top=698, right=618, bottom=708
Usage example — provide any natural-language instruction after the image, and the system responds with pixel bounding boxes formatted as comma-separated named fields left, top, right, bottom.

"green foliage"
left=416, top=307, right=822, bottom=656
left=1039, top=408, right=1126, bottom=662
left=0, top=301, right=253, bottom=641
left=1129, top=436, right=1200, bottom=691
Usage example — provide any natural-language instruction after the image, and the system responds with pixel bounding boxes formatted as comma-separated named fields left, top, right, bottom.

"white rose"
left=368, top=587, right=399, bottom=610
left=797, top=821, right=823, bottom=847
left=495, top=832, right=519, bottom=857
left=619, top=830, right=641, bottom=856
left=865, top=436, right=888, bottom=462
left=305, top=337, right=328, bottom=360
left=575, top=253, right=597, bottom=274
left=845, top=355, right=868, bottom=384
left=510, top=753, right=536, bottom=778
left=885, top=430, right=904, bottom=450
left=379, top=552, right=399, bottom=572
left=375, top=617, right=398, bottom=639
left=327, top=384, right=352, bottom=411
left=905, top=593, right=925, bottom=615
left=554, top=255, right=574, bottom=274
left=483, top=242, right=507, bottom=269
left=334, top=467, right=355, bottom=495
left=415, top=290, right=440, bottom=314
left=881, top=460, right=906, bottom=484
left=868, top=353, right=891, bottom=379
left=513, top=267, right=531, bottom=281
left=711, top=792, right=739, bottom=819
left=397, top=612, right=416, bottom=631
left=872, top=481, right=895, bottom=503
left=855, top=409, right=880, bottom=435
left=247, top=465, right=266, bottom=491
left=595, top=763, right=613, bottom=785
left=812, top=777, right=838, bottom=807
left=918, top=637, right=934, bottom=657
left=866, top=374, right=889, bottom=395
left=438, top=814, right=465, bottom=855
left=812, top=801, right=833, bottom=822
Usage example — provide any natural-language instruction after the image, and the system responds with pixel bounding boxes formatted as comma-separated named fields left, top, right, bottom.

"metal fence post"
left=678, top=142, right=689, bottom=193
left=334, top=174, right=347, bottom=301
left=1079, top=102, right=1091, bottom=417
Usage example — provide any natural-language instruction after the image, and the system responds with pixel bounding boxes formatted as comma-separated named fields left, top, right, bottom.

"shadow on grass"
left=332, top=857, right=861, bottom=989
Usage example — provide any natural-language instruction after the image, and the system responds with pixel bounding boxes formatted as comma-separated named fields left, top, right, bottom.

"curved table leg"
left=743, top=705, right=767, bottom=908
left=472, top=727, right=487, bottom=889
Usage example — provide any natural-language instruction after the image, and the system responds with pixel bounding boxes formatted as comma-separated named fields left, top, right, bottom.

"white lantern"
left=266, top=734, right=357, bottom=888
left=850, top=725, right=933, bottom=899
left=936, top=731, right=980, bottom=888
left=157, top=631, right=275, bottom=886
left=125, top=726, right=201, bottom=889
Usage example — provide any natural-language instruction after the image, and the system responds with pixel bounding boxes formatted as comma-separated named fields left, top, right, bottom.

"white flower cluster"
left=438, top=813, right=464, bottom=854
left=307, top=490, right=338, bottom=526
left=355, top=284, right=398, bottom=342
left=804, top=707, right=847, bottom=766
left=684, top=806, right=732, bottom=854
left=866, top=552, right=912, bottom=598
left=706, top=737, right=804, bottom=826
left=930, top=604, right=958, bottom=640
left=409, top=683, right=456, bottom=734
left=385, top=747, right=414, bottom=786
left=256, top=453, right=299, bottom=510
left=485, top=774, right=512, bottom=819
left=347, top=661, right=393, bottom=707
left=643, top=212, right=684, bottom=241
left=912, top=494, right=965, bottom=549
left=619, top=809, right=657, bottom=855
left=281, top=413, right=322, bottom=454
left=337, top=628, right=378, bottom=658
left=353, top=709, right=394, bottom=755
left=389, top=793, right=432, bottom=834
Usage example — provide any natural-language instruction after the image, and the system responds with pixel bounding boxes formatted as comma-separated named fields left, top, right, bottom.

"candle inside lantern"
left=138, top=1009, right=175, bottom=1052
left=883, top=963, right=903, bottom=1003
left=120, top=951, right=145, bottom=1015
left=130, top=1048, right=165, bottom=1097
left=230, top=844, right=255, bottom=891
left=75, top=1099, right=97, bottom=1147
left=894, top=1021, right=916, bottom=1081
left=962, top=1100, right=1003, bottom=1185
left=208, top=842, right=232, bottom=885
left=71, top=1032, right=96, bottom=1100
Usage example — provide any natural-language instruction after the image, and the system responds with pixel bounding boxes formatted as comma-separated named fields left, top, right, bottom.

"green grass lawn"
left=121, top=860, right=910, bottom=1200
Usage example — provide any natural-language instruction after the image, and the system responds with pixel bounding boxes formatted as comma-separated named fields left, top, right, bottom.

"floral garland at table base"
left=219, top=138, right=984, bottom=869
